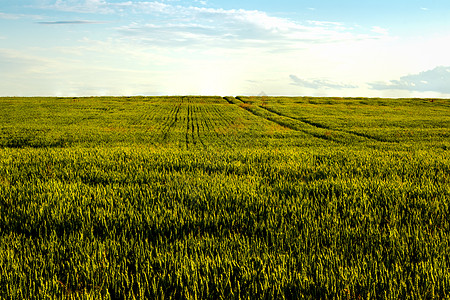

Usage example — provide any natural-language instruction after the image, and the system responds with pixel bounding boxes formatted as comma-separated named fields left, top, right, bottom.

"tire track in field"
left=199, top=106, right=211, bottom=147
left=211, top=105, right=236, bottom=142
left=159, top=104, right=178, bottom=135
left=155, top=103, right=178, bottom=134
left=185, top=104, right=191, bottom=149
left=231, top=96, right=389, bottom=143
left=191, top=105, right=204, bottom=147
left=151, top=105, right=174, bottom=143
left=190, top=104, right=196, bottom=146
left=223, top=97, right=236, bottom=104
left=202, top=103, right=230, bottom=147
left=194, top=104, right=228, bottom=147
left=211, top=105, right=233, bottom=127
left=195, top=106, right=206, bottom=147
left=162, top=103, right=181, bottom=142
left=142, top=104, right=160, bottom=134
left=197, top=105, right=207, bottom=137
left=136, top=104, right=161, bottom=146
left=199, top=105, right=212, bottom=134
left=259, top=104, right=389, bottom=143
left=210, top=106, right=233, bottom=147
left=191, top=105, right=199, bottom=145
left=232, top=96, right=335, bottom=142
left=184, top=101, right=205, bottom=149
left=211, top=104, right=235, bottom=128
left=204, top=105, right=219, bottom=137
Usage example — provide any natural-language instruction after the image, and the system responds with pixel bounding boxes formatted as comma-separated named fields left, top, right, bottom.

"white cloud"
left=43, top=0, right=171, bottom=14
left=41, top=0, right=386, bottom=50
left=0, top=48, right=57, bottom=74
left=307, top=20, right=342, bottom=26
left=371, top=26, right=388, bottom=35
left=194, top=0, right=207, bottom=5
left=369, top=66, right=450, bottom=93
left=0, top=12, right=18, bottom=19
left=0, top=12, right=43, bottom=20
left=290, top=75, right=357, bottom=90
left=45, top=0, right=115, bottom=14
left=0, top=46, right=165, bottom=96
left=111, top=5, right=388, bottom=51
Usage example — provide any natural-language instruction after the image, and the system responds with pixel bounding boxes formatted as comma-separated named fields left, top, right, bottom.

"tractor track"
left=231, top=96, right=388, bottom=143
left=162, top=103, right=181, bottom=142
left=259, top=105, right=389, bottom=143
left=193, top=105, right=205, bottom=147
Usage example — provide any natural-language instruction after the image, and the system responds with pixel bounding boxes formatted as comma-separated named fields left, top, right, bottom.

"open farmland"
left=0, top=96, right=449, bottom=299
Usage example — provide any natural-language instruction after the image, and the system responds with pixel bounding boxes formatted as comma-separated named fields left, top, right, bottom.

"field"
left=0, top=96, right=449, bottom=299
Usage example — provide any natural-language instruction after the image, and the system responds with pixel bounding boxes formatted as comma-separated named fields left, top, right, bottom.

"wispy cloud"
left=37, top=20, right=106, bottom=25
left=194, top=0, right=208, bottom=6
left=290, top=75, right=357, bottom=89
left=0, top=12, right=18, bottom=19
left=0, top=12, right=43, bottom=20
left=0, top=47, right=163, bottom=96
left=42, top=0, right=170, bottom=14
left=40, top=0, right=387, bottom=50
left=371, top=26, right=388, bottom=35
left=117, top=7, right=388, bottom=50
left=0, top=48, right=58, bottom=75
left=369, top=66, right=450, bottom=93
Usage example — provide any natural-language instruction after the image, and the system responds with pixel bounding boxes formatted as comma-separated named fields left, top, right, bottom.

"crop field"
left=0, top=96, right=449, bottom=299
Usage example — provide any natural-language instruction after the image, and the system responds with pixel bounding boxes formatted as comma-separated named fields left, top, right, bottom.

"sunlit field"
left=1, top=96, right=449, bottom=299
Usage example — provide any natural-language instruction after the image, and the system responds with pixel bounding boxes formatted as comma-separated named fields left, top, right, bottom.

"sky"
left=1, top=0, right=450, bottom=97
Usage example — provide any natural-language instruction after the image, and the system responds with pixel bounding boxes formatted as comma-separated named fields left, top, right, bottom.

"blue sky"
left=1, top=0, right=450, bottom=97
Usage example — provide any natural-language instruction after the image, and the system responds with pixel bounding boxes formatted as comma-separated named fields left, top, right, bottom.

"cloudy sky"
left=1, top=0, right=450, bottom=97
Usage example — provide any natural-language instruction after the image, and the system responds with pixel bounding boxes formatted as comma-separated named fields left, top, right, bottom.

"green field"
left=0, top=96, right=449, bottom=299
